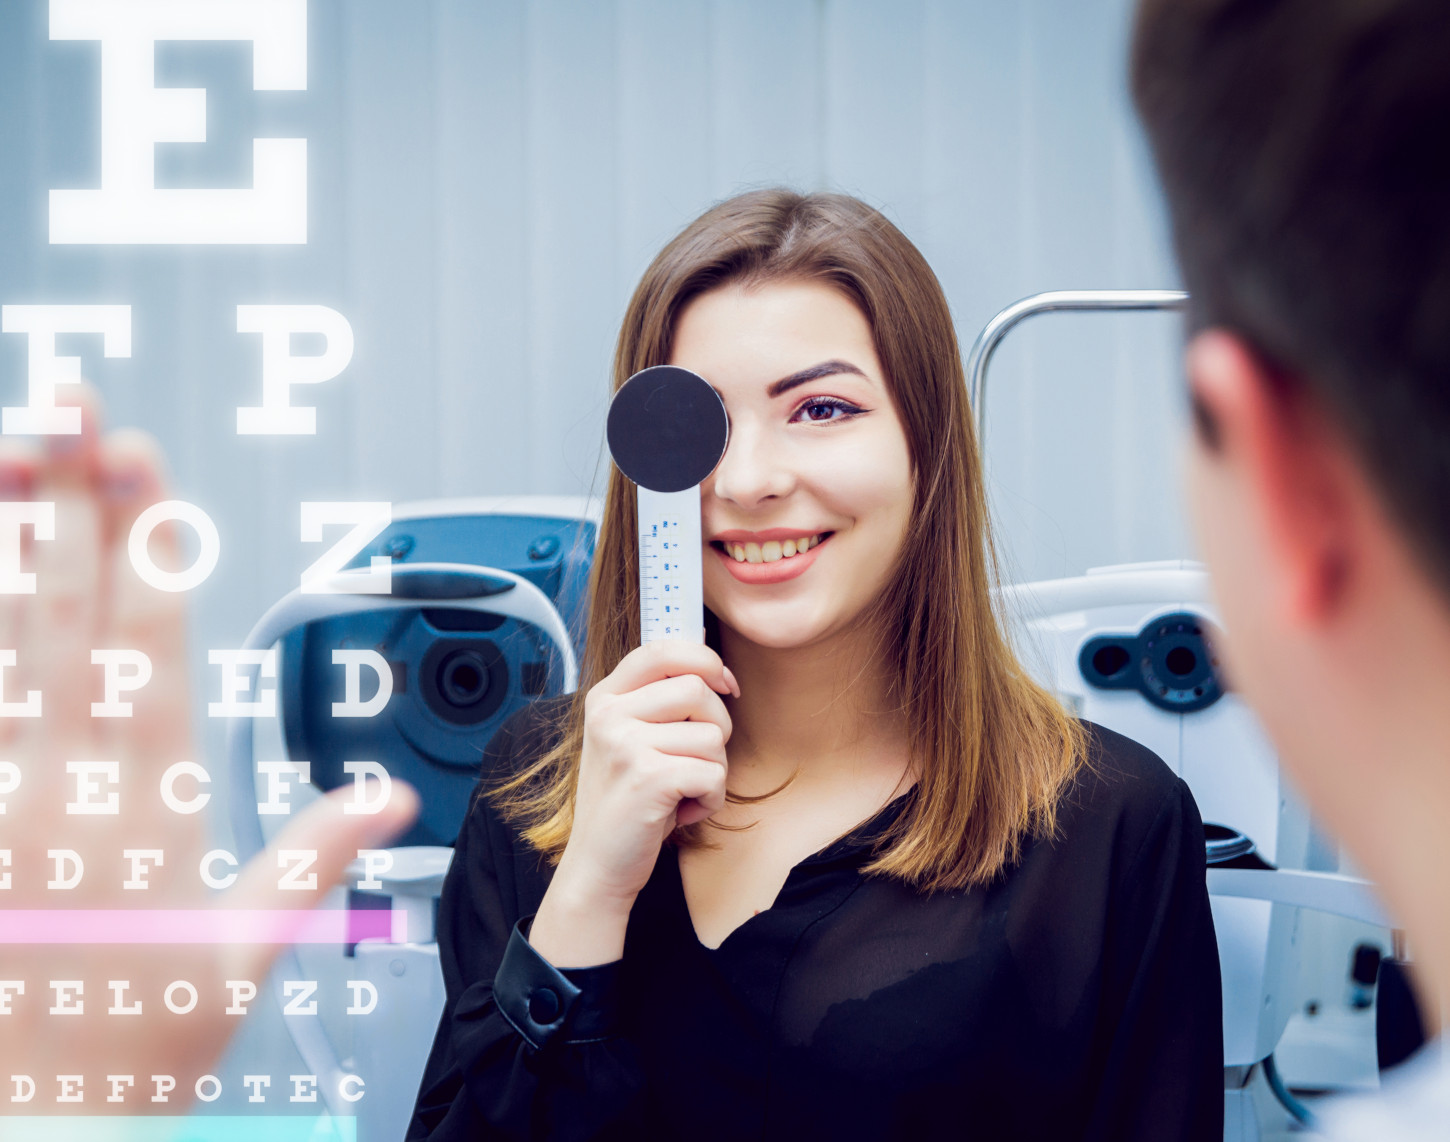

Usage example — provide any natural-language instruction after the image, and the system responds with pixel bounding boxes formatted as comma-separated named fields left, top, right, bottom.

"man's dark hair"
left=1132, top=0, right=1450, bottom=598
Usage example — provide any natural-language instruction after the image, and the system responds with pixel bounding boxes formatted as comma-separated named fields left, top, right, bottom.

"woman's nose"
left=706, top=421, right=794, bottom=509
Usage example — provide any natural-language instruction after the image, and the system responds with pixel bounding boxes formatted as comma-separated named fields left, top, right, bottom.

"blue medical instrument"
left=275, top=506, right=594, bottom=847
left=606, top=366, right=729, bottom=644
left=225, top=500, right=593, bottom=1139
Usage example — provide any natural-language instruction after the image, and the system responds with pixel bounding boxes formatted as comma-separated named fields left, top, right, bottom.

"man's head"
left=1131, top=0, right=1450, bottom=859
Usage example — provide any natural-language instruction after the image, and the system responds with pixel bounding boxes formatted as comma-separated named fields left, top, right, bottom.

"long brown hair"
left=489, top=189, right=1085, bottom=892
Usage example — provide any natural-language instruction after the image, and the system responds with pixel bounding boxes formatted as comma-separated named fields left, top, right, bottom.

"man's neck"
left=1287, top=564, right=1450, bottom=1036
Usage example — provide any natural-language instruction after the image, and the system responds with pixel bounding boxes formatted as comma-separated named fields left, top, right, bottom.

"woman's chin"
left=711, top=605, right=838, bottom=653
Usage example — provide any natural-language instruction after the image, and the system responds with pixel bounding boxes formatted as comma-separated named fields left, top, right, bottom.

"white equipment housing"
left=1000, top=560, right=1308, bottom=1067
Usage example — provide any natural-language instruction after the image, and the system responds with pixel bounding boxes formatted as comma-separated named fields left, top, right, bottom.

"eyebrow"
left=765, top=359, right=870, bottom=399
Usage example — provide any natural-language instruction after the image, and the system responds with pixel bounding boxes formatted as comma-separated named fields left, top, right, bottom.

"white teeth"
left=720, top=533, right=825, bottom=564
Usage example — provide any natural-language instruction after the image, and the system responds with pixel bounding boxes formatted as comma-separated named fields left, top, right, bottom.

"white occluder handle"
left=637, top=485, right=703, bottom=644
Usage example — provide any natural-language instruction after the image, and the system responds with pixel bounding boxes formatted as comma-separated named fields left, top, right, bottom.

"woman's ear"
left=1184, top=329, right=1352, bottom=627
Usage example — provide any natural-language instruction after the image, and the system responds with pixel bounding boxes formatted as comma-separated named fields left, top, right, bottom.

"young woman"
left=408, top=190, right=1223, bottom=1140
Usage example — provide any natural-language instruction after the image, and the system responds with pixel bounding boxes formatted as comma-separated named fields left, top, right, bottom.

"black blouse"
left=407, top=699, right=1224, bottom=1141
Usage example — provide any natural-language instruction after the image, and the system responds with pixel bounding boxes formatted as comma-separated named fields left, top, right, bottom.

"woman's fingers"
left=643, top=719, right=729, bottom=765
left=599, top=638, right=739, bottom=698
left=568, top=641, right=742, bottom=893
left=610, top=671, right=732, bottom=740
left=664, top=755, right=729, bottom=823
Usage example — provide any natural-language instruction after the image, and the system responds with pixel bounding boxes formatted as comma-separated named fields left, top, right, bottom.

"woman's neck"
left=716, top=620, right=908, bottom=793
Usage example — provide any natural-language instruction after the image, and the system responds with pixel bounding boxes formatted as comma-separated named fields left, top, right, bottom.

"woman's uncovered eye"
left=791, top=396, right=866, bottom=424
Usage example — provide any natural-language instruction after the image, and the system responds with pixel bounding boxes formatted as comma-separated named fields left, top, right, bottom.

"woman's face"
left=668, top=278, right=914, bottom=651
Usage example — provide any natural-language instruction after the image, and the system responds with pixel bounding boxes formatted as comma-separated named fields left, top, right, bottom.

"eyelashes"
left=789, top=396, right=868, bottom=424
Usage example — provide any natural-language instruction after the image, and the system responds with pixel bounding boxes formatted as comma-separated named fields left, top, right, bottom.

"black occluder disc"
left=607, top=366, right=729, bottom=493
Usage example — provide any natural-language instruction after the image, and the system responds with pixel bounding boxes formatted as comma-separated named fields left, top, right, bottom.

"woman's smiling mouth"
left=709, top=530, right=834, bottom=584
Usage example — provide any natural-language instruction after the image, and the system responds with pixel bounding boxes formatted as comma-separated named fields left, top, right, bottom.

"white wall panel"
left=0, top=0, right=1190, bottom=740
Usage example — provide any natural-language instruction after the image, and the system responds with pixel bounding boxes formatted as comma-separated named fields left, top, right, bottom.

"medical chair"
left=227, top=497, right=596, bottom=1141
left=973, top=292, right=1395, bottom=1141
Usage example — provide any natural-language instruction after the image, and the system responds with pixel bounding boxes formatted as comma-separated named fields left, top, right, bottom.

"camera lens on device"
left=420, top=637, right=509, bottom=726
left=440, top=650, right=490, bottom=707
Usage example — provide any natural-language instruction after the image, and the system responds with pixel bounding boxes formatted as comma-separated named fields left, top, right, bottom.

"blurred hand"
left=0, top=389, right=418, bottom=1114
left=528, top=639, right=736, bottom=967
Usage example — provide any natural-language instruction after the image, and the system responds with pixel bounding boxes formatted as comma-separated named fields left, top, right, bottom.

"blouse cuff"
left=492, top=914, right=624, bottom=1051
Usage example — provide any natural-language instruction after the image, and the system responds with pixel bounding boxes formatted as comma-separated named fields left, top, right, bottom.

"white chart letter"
left=236, top=306, right=354, bottom=434
left=299, top=502, right=392, bottom=594
left=356, top=848, right=392, bottom=891
left=160, top=761, right=210, bottom=814
left=243, top=1074, right=271, bottom=1102
left=1, top=305, right=130, bottom=433
left=201, top=849, right=238, bottom=890
left=277, top=849, right=317, bottom=891
left=50, top=981, right=83, bottom=1015
left=66, top=761, right=120, bottom=815
left=106, top=1075, right=135, bottom=1102
left=48, top=849, right=83, bottom=890
left=281, top=979, right=317, bottom=1014
left=92, top=649, right=152, bottom=716
left=49, top=0, right=308, bottom=244
left=0, top=502, right=56, bottom=594
left=0, top=651, right=40, bottom=718
left=256, top=761, right=309, bottom=816
left=0, top=982, right=25, bottom=1014
left=129, top=501, right=220, bottom=592
left=225, top=980, right=257, bottom=1015
left=122, top=848, right=163, bottom=890
left=108, top=980, right=141, bottom=1016
left=345, top=980, right=377, bottom=1016
left=208, top=648, right=276, bottom=718
left=0, top=763, right=18, bottom=815
left=343, top=761, right=392, bottom=815
left=332, top=649, right=392, bottom=717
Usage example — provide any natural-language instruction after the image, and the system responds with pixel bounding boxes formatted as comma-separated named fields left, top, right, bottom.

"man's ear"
left=1185, top=329, right=1350, bottom=625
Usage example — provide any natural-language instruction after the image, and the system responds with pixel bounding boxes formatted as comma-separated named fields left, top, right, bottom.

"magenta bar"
left=0, top=909, right=407, bottom=944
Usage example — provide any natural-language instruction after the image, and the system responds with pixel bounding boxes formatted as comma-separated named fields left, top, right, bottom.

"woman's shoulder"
left=458, top=695, right=573, bottom=848
left=479, top=694, right=575, bottom=784
left=1075, top=718, right=1184, bottom=800
left=452, top=696, right=576, bottom=906
left=1056, top=719, right=1206, bottom=870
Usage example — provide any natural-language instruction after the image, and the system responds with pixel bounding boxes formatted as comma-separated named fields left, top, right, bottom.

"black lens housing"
left=1078, top=610, right=1224, bottom=713
left=420, top=638, right=509, bottom=726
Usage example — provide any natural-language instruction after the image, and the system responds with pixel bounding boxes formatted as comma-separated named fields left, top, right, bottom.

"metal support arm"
left=965, top=289, right=1188, bottom=443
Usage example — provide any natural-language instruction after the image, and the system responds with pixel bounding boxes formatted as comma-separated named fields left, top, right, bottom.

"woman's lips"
left=712, top=534, right=830, bottom=584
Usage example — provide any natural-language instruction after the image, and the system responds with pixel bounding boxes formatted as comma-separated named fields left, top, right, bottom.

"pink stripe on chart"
left=0, top=909, right=407, bottom=944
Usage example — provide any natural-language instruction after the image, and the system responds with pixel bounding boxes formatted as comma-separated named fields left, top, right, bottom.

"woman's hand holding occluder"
left=526, top=640, right=738, bottom=968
